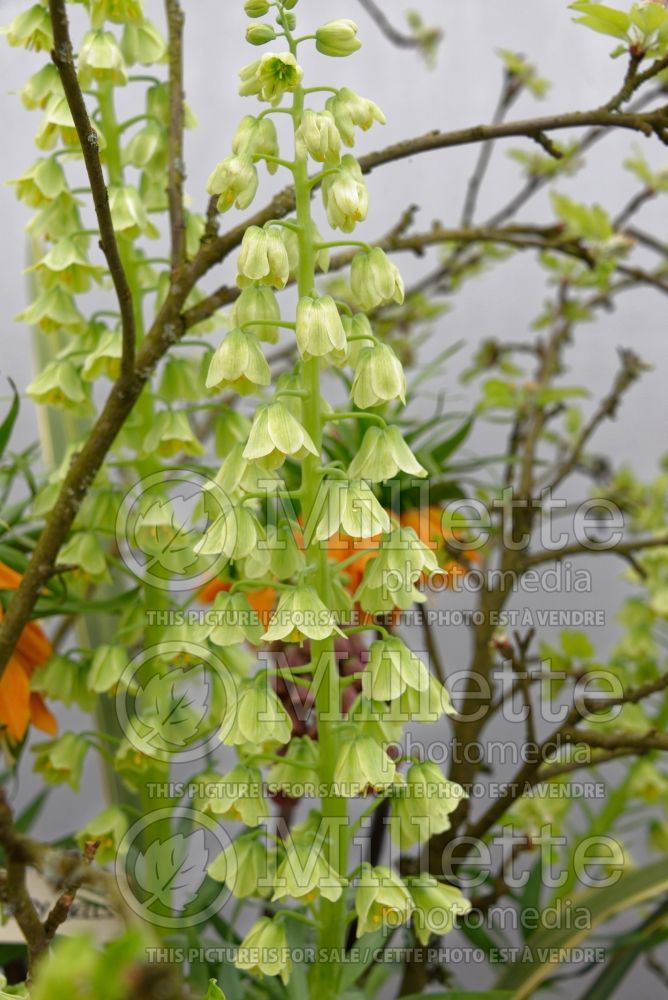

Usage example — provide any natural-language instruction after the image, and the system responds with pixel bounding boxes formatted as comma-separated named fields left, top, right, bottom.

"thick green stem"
left=290, top=67, right=348, bottom=1000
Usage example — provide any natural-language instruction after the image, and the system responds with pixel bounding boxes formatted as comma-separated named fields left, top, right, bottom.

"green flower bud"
left=355, top=864, right=414, bottom=937
left=273, top=837, right=346, bottom=903
left=313, top=480, right=390, bottom=542
left=315, top=19, right=362, bottom=57
left=351, top=343, right=406, bottom=408
left=246, top=22, right=276, bottom=45
left=364, top=636, right=430, bottom=702
left=123, top=120, right=167, bottom=173
left=26, top=360, right=91, bottom=412
left=239, top=52, right=303, bottom=105
left=82, top=328, right=123, bottom=381
left=333, top=732, right=396, bottom=795
left=17, top=285, right=85, bottom=335
left=109, top=184, right=159, bottom=238
left=296, top=109, right=341, bottom=164
left=195, top=504, right=261, bottom=562
left=33, top=733, right=88, bottom=791
left=207, top=155, right=258, bottom=213
left=351, top=247, right=405, bottom=311
left=77, top=806, right=128, bottom=865
left=231, top=286, right=281, bottom=344
left=232, top=115, right=280, bottom=173
left=10, top=157, right=67, bottom=207
left=392, top=762, right=466, bottom=847
left=321, top=154, right=368, bottom=232
left=3, top=4, right=53, bottom=51
left=35, top=94, right=79, bottom=150
left=326, top=87, right=386, bottom=147
left=28, top=237, right=105, bottom=293
left=348, top=425, right=427, bottom=482
left=121, top=18, right=167, bottom=65
left=236, top=917, right=291, bottom=985
left=142, top=410, right=204, bottom=458
left=221, top=678, right=292, bottom=747
left=207, top=591, right=264, bottom=646
left=244, top=400, right=318, bottom=467
left=78, top=29, right=128, bottom=87
left=267, top=735, right=319, bottom=792
left=193, top=764, right=267, bottom=825
left=208, top=831, right=276, bottom=898
left=410, top=875, right=471, bottom=945
left=244, top=0, right=270, bottom=16
left=87, top=644, right=127, bottom=693
left=20, top=64, right=63, bottom=110
left=206, top=328, right=270, bottom=394
left=237, top=225, right=290, bottom=289
left=296, top=294, right=347, bottom=363
left=282, top=0, right=298, bottom=9
left=263, top=584, right=343, bottom=642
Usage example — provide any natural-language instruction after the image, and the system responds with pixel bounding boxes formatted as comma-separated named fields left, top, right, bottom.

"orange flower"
left=198, top=577, right=276, bottom=628
left=400, top=506, right=481, bottom=587
left=0, top=562, right=57, bottom=742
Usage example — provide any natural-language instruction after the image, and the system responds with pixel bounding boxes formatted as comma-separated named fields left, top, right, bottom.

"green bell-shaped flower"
left=4, top=3, right=53, bottom=51
left=195, top=503, right=262, bottom=562
left=347, top=694, right=404, bottom=745
left=312, top=479, right=390, bottom=542
left=341, top=312, right=374, bottom=367
left=35, top=94, right=79, bottom=150
left=121, top=18, right=167, bottom=64
left=239, top=52, right=303, bottom=104
left=78, top=29, right=128, bottom=87
left=33, top=733, right=88, bottom=791
left=273, top=836, right=346, bottom=903
left=207, top=590, right=264, bottom=647
left=208, top=831, right=276, bottom=898
left=351, top=247, right=405, bottom=312
left=244, top=400, right=318, bottom=468
left=141, top=410, right=204, bottom=458
left=221, top=678, right=292, bottom=748
left=263, top=584, right=343, bottom=642
left=109, top=184, right=159, bottom=239
left=87, top=644, right=127, bottom=693
left=267, top=521, right=305, bottom=580
left=237, top=225, right=290, bottom=288
left=392, top=761, right=466, bottom=846
left=364, top=636, right=430, bottom=702
left=10, top=157, right=67, bottom=207
left=326, top=87, right=386, bottom=147
left=233, top=114, right=280, bottom=173
left=19, top=64, right=62, bottom=110
left=82, top=328, right=123, bottom=381
left=193, top=764, right=267, bottom=826
left=355, top=864, right=414, bottom=937
left=16, top=285, right=85, bottom=334
left=409, top=875, right=471, bottom=945
left=123, top=120, right=167, bottom=175
left=296, top=109, right=341, bottom=164
left=392, top=671, right=456, bottom=723
left=296, top=294, right=347, bottom=363
left=26, top=359, right=91, bottom=412
left=207, top=155, right=258, bottom=213
left=206, top=328, right=270, bottom=394
left=348, top=425, right=427, bottom=482
left=231, top=285, right=281, bottom=343
left=235, top=917, right=291, bottom=985
left=351, top=343, right=406, bottom=408
left=333, top=731, right=396, bottom=795
left=322, top=154, right=368, bottom=232
left=28, top=237, right=105, bottom=293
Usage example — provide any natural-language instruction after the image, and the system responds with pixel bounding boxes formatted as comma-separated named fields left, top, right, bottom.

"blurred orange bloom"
left=0, top=562, right=57, bottom=742
left=400, top=506, right=481, bottom=585
left=199, top=578, right=276, bottom=627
